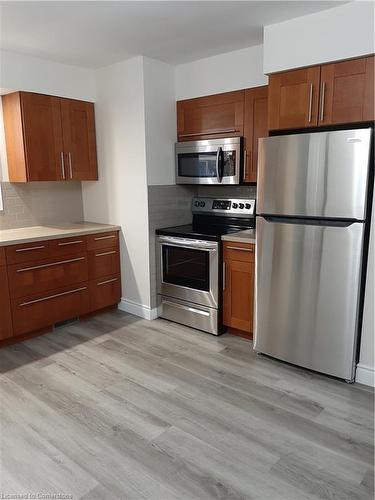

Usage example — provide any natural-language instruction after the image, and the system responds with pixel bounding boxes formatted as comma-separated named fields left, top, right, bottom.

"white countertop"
left=222, top=229, right=256, bottom=244
left=0, top=222, right=121, bottom=246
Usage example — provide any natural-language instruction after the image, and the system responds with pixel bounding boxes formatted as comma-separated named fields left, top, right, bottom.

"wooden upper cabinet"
left=177, top=90, right=244, bottom=141
left=268, top=56, right=374, bottom=131
left=319, top=56, right=374, bottom=125
left=243, top=86, right=268, bottom=183
left=2, top=91, right=98, bottom=182
left=61, top=99, right=98, bottom=180
left=268, top=66, right=321, bottom=131
left=2, top=92, right=64, bottom=181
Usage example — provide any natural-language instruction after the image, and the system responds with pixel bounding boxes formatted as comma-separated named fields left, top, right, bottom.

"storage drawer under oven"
left=159, top=296, right=220, bottom=335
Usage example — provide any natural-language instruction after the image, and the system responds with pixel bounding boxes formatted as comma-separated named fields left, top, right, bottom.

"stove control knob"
left=200, top=201, right=206, bottom=207
left=194, top=201, right=200, bottom=207
left=232, top=203, right=238, bottom=209
left=239, top=203, right=245, bottom=209
left=245, top=203, right=251, bottom=210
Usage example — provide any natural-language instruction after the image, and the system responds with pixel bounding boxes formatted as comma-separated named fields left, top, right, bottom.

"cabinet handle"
left=58, top=240, right=83, bottom=246
left=97, top=277, right=118, bottom=286
left=179, top=128, right=238, bottom=138
left=226, top=246, right=254, bottom=252
left=60, top=152, right=65, bottom=180
left=94, top=235, right=116, bottom=241
left=68, top=152, right=73, bottom=179
left=17, top=256, right=85, bottom=273
left=319, top=82, right=326, bottom=122
left=19, top=286, right=87, bottom=307
left=223, top=262, right=226, bottom=290
left=96, top=250, right=117, bottom=257
left=15, top=245, right=45, bottom=253
left=308, top=83, right=313, bottom=123
left=163, top=300, right=210, bottom=317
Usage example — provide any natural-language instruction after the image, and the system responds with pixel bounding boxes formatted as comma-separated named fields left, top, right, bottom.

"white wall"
left=0, top=50, right=96, bottom=101
left=175, top=44, right=267, bottom=100
left=143, top=57, right=176, bottom=186
left=0, top=50, right=96, bottom=181
left=81, top=57, right=152, bottom=314
left=0, top=99, right=8, bottom=182
left=357, top=199, right=375, bottom=386
left=264, top=2, right=375, bottom=74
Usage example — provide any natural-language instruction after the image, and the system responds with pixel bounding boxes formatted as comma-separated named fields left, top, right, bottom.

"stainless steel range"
left=156, top=197, right=255, bottom=335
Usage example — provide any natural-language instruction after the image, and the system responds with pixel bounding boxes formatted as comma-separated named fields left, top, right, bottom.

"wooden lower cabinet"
left=223, top=242, right=255, bottom=338
left=89, top=275, right=121, bottom=312
left=8, top=253, right=89, bottom=298
left=0, top=230, right=121, bottom=345
left=0, top=255, right=13, bottom=341
left=12, top=283, right=90, bottom=336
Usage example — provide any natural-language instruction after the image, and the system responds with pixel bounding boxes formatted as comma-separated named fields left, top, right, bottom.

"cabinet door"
left=319, top=56, right=375, bottom=125
left=243, top=86, right=268, bottom=183
left=21, top=92, right=64, bottom=181
left=177, top=90, right=244, bottom=141
left=0, top=265, right=13, bottom=340
left=268, top=66, right=321, bottom=131
left=223, top=249, right=255, bottom=334
left=61, top=99, right=98, bottom=180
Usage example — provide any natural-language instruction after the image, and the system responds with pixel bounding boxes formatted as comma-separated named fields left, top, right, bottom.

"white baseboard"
left=118, top=298, right=159, bottom=320
left=355, top=363, right=375, bottom=387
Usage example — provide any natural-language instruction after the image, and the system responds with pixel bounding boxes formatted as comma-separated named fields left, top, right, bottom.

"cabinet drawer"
left=49, top=236, right=87, bottom=257
left=12, top=283, right=90, bottom=336
left=8, top=254, right=88, bottom=298
left=6, top=240, right=51, bottom=265
left=223, top=242, right=255, bottom=262
left=89, top=275, right=121, bottom=311
left=88, top=247, right=120, bottom=279
left=87, top=231, right=119, bottom=251
left=0, top=248, right=6, bottom=267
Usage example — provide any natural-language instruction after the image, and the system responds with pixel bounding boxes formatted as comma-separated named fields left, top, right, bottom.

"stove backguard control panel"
left=192, top=197, right=255, bottom=217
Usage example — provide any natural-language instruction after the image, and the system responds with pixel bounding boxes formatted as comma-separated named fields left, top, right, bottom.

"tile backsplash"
left=148, top=184, right=195, bottom=309
left=197, top=184, right=257, bottom=199
left=0, top=182, right=84, bottom=230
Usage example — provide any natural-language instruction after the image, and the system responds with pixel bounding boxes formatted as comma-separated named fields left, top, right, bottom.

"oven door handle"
left=161, top=242, right=216, bottom=252
left=158, top=236, right=217, bottom=250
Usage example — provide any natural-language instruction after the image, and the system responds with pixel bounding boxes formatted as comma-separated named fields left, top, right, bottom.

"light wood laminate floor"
left=0, top=310, right=373, bottom=500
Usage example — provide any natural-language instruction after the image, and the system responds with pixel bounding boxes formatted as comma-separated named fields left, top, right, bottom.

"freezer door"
left=254, top=217, right=365, bottom=380
left=257, top=128, right=372, bottom=219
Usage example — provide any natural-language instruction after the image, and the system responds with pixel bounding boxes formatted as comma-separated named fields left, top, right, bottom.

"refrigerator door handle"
left=261, top=215, right=360, bottom=228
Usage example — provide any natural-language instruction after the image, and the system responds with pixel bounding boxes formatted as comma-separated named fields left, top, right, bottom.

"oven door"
left=176, top=138, right=242, bottom=185
left=157, top=236, right=219, bottom=308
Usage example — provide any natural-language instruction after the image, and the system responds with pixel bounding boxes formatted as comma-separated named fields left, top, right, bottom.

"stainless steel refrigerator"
left=254, top=128, right=372, bottom=382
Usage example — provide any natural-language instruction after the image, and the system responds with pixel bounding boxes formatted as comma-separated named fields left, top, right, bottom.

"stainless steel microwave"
left=175, top=137, right=242, bottom=185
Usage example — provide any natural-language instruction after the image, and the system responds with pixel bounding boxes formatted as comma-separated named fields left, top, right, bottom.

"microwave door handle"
left=216, top=147, right=223, bottom=183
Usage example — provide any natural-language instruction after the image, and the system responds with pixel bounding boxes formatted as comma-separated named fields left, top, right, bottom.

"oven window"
left=178, top=151, right=236, bottom=178
left=162, top=245, right=209, bottom=291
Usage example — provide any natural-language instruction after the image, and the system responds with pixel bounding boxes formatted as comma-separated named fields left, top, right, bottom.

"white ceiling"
left=0, top=1, right=347, bottom=68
